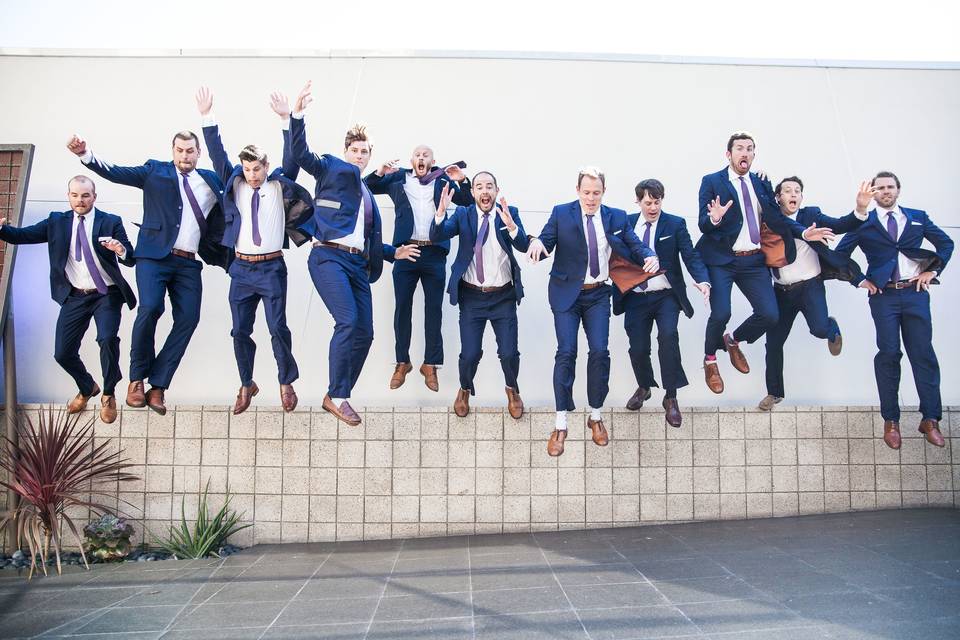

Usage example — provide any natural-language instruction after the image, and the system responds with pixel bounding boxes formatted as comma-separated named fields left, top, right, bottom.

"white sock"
left=555, top=411, right=567, bottom=431
left=590, top=407, right=603, bottom=421
left=331, top=397, right=347, bottom=406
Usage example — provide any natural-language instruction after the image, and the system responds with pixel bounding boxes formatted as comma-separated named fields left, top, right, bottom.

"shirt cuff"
left=698, top=282, right=711, bottom=287
left=854, top=208, right=868, bottom=221
left=281, top=117, right=290, bottom=131
left=508, top=226, right=519, bottom=240
left=292, top=112, right=304, bottom=120
left=710, top=215, right=721, bottom=226
left=200, top=113, right=216, bottom=127
left=79, top=150, right=93, bottom=164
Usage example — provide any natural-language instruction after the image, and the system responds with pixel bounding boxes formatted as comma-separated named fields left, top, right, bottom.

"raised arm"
left=196, top=87, right=236, bottom=186
left=288, top=81, right=327, bottom=178
left=269, top=91, right=299, bottom=180
left=498, top=199, right=529, bottom=252
left=698, top=175, right=734, bottom=234
left=68, top=134, right=149, bottom=189
left=364, top=160, right=404, bottom=194
left=429, top=184, right=462, bottom=242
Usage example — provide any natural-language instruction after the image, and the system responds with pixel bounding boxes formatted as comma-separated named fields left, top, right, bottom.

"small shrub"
left=83, top=514, right=135, bottom=562
left=157, top=481, right=250, bottom=559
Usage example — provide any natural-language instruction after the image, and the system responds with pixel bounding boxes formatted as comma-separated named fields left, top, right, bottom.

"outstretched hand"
left=294, top=80, right=313, bottom=113
left=270, top=91, right=291, bottom=119
left=707, top=196, right=733, bottom=223
left=496, top=196, right=517, bottom=231
left=435, top=183, right=454, bottom=217
left=195, top=86, right=213, bottom=116
left=802, top=223, right=836, bottom=245
left=855, top=180, right=877, bottom=212
left=526, top=238, right=548, bottom=263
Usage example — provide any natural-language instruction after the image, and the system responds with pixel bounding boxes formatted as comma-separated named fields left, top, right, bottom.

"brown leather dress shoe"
left=663, top=397, right=682, bottom=428
left=547, top=429, right=567, bottom=457
left=233, top=382, right=259, bottom=416
left=145, top=387, right=166, bottom=416
left=919, top=419, right=945, bottom=447
left=626, top=387, right=651, bottom=411
left=280, top=384, right=298, bottom=412
left=724, top=333, right=749, bottom=374
left=420, top=364, right=439, bottom=392
left=758, top=394, right=783, bottom=411
left=505, top=387, right=524, bottom=420
left=126, top=380, right=146, bottom=408
left=827, top=320, right=842, bottom=356
left=67, top=383, right=101, bottom=414
left=454, top=388, right=470, bottom=417
left=883, top=420, right=901, bottom=450
left=704, top=359, right=724, bottom=394
left=389, top=362, right=413, bottom=389
left=587, top=417, right=609, bottom=446
left=322, top=394, right=361, bottom=426
left=100, top=395, right=118, bottom=424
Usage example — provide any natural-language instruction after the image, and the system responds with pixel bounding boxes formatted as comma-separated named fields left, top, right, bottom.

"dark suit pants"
left=457, top=284, right=520, bottom=395
left=552, top=284, right=611, bottom=411
left=393, top=245, right=446, bottom=366
left=705, top=252, right=778, bottom=355
left=54, top=287, right=124, bottom=396
left=764, top=276, right=840, bottom=398
left=228, top=257, right=299, bottom=388
left=869, top=287, right=941, bottom=422
left=308, top=246, right=373, bottom=399
left=622, top=289, right=687, bottom=395
left=131, top=254, right=202, bottom=389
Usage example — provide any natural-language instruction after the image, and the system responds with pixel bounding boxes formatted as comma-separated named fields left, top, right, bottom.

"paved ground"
left=0, top=509, right=958, bottom=639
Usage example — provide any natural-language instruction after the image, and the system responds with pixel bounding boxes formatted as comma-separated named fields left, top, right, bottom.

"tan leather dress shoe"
left=454, top=388, right=470, bottom=417
left=67, top=383, right=101, bottom=414
left=758, top=395, right=783, bottom=411
left=322, top=394, right=361, bottom=426
left=126, top=380, right=146, bottom=408
left=704, top=359, right=724, bottom=394
left=146, top=387, right=166, bottom=416
left=883, top=420, right=901, bottom=450
left=662, top=397, right=682, bottom=428
left=547, top=429, right=567, bottom=457
left=626, top=387, right=651, bottom=411
left=724, top=333, right=749, bottom=374
left=919, top=419, right=945, bottom=447
left=827, top=319, right=842, bottom=356
left=420, top=364, right=439, bottom=392
left=505, top=387, right=524, bottom=420
left=280, top=384, right=298, bottom=412
left=390, top=363, right=413, bottom=389
left=233, top=382, right=259, bottom=416
left=100, top=395, right=118, bottom=424
left=587, top=417, right=609, bottom=446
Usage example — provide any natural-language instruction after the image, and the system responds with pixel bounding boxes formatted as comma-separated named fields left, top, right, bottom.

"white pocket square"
left=613, top=229, right=623, bottom=235
left=910, top=221, right=923, bottom=225
left=660, top=235, right=672, bottom=240
left=498, top=226, right=508, bottom=231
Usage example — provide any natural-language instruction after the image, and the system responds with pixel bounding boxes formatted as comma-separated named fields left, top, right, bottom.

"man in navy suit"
left=429, top=172, right=529, bottom=419
left=0, top=176, right=135, bottom=423
left=614, top=179, right=710, bottom=428
left=527, top=167, right=658, bottom=456
left=759, top=178, right=872, bottom=411
left=835, top=171, right=953, bottom=450
left=68, top=123, right=228, bottom=415
left=365, top=146, right=474, bottom=392
left=288, top=81, right=418, bottom=426
left=697, top=132, right=835, bottom=394
left=197, top=87, right=315, bottom=415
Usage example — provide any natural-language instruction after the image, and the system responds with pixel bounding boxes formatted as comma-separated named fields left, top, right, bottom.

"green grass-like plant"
left=157, top=480, right=250, bottom=559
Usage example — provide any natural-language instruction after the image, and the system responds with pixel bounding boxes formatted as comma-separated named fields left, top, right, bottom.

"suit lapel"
left=599, top=205, right=612, bottom=238
left=724, top=172, right=741, bottom=214
left=870, top=209, right=897, bottom=245
left=571, top=201, right=585, bottom=244
left=466, top=205, right=479, bottom=246
left=59, top=211, right=74, bottom=262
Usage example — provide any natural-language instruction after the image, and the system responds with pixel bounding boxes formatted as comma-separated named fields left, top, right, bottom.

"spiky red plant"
left=0, top=407, right=138, bottom=578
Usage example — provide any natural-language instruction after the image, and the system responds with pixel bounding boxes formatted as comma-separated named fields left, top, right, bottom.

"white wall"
left=0, top=54, right=957, bottom=409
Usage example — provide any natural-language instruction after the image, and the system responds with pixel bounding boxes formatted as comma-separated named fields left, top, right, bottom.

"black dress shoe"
left=626, top=387, right=651, bottom=411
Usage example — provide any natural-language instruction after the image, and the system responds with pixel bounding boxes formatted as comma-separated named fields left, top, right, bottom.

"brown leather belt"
left=733, top=249, right=763, bottom=257
left=313, top=240, right=362, bottom=255
left=404, top=240, right=434, bottom=247
left=235, top=250, right=283, bottom=263
left=885, top=280, right=915, bottom=290
left=171, top=249, right=195, bottom=260
left=461, top=281, right=513, bottom=293
left=581, top=282, right=605, bottom=290
left=775, top=275, right=820, bottom=292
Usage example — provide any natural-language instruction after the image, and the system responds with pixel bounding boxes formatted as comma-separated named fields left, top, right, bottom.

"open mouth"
left=479, top=196, right=493, bottom=209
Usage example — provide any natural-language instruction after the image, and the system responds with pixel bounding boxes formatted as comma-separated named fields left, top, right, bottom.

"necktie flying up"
left=180, top=172, right=208, bottom=236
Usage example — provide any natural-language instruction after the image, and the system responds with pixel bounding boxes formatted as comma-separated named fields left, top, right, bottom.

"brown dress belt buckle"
left=581, top=282, right=604, bottom=290
left=733, top=248, right=762, bottom=257
left=170, top=249, right=196, bottom=260
left=314, top=241, right=362, bottom=255
left=405, top=240, right=433, bottom=247
left=462, top=281, right=512, bottom=293
left=235, top=251, right=283, bottom=263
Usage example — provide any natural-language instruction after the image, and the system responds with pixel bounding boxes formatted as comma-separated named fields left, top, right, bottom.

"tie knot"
left=254, top=187, right=260, bottom=193
left=645, top=221, right=652, bottom=227
left=739, top=176, right=746, bottom=182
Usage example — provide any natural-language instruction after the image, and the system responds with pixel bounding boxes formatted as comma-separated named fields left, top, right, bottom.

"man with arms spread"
left=835, top=171, right=953, bottom=450
left=365, top=145, right=473, bottom=392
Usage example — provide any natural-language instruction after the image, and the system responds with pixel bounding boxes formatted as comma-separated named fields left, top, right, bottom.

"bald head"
left=67, top=175, right=97, bottom=215
left=411, top=145, right=435, bottom=178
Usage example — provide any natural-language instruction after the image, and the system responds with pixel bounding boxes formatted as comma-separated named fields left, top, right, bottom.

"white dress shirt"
left=404, top=173, right=438, bottom=241
left=774, top=238, right=821, bottom=285
left=234, top=179, right=285, bottom=254
left=725, top=167, right=764, bottom=252
left=876, top=205, right=924, bottom=280
left=582, top=210, right=611, bottom=285
left=65, top=211, right=116, bottom=290
left=329, top=204, right=366, bottom=251
left=173, top=168, right=218, bottom=253
left=463, top=208, right=519, bottom=288
left=631, top=217, right=670, bottom=293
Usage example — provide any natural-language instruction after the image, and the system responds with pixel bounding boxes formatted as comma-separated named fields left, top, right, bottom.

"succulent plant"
left=83, top=514, right=135, bottom=562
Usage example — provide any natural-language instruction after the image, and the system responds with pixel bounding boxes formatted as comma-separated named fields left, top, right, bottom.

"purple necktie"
left=639, top=221, right=653, bottom=290
left=251, top=187, right=262, bottom=247
left=586, top=213, right=600, bottom=279
left=360, top=182, right=374, bottom=238
left=180, top=172, right=208, bottom=236
left=74, top=215, right=109, bottom=294
left=738, top=176, right=761, bottom=244
left=886, top=212, right=900, bottom=282
left=474, top=213, right=490, bottom=283
left=418, top=167, right=445, bottom=185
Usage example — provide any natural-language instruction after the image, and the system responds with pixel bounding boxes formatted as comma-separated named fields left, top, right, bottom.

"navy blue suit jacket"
left=364, top=168, right=474, bottom=252
left=430, top=204, right=530, bottom=305
left=835, top=206, right=953, bottom=287
left=537, top=201, right=655, bottom=312
left=788, top=206, right=866, bottom=282
left=202, top=124, right=315, bottom=262
left=697, top=168, right=806, bottom=266
left=612, top=212, right=708, bottom=318
left=0, top=209, right=136, bottom=308
left=289, top=116, right=394, bottom=283
left=82, top=154, right=227, bottom=268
